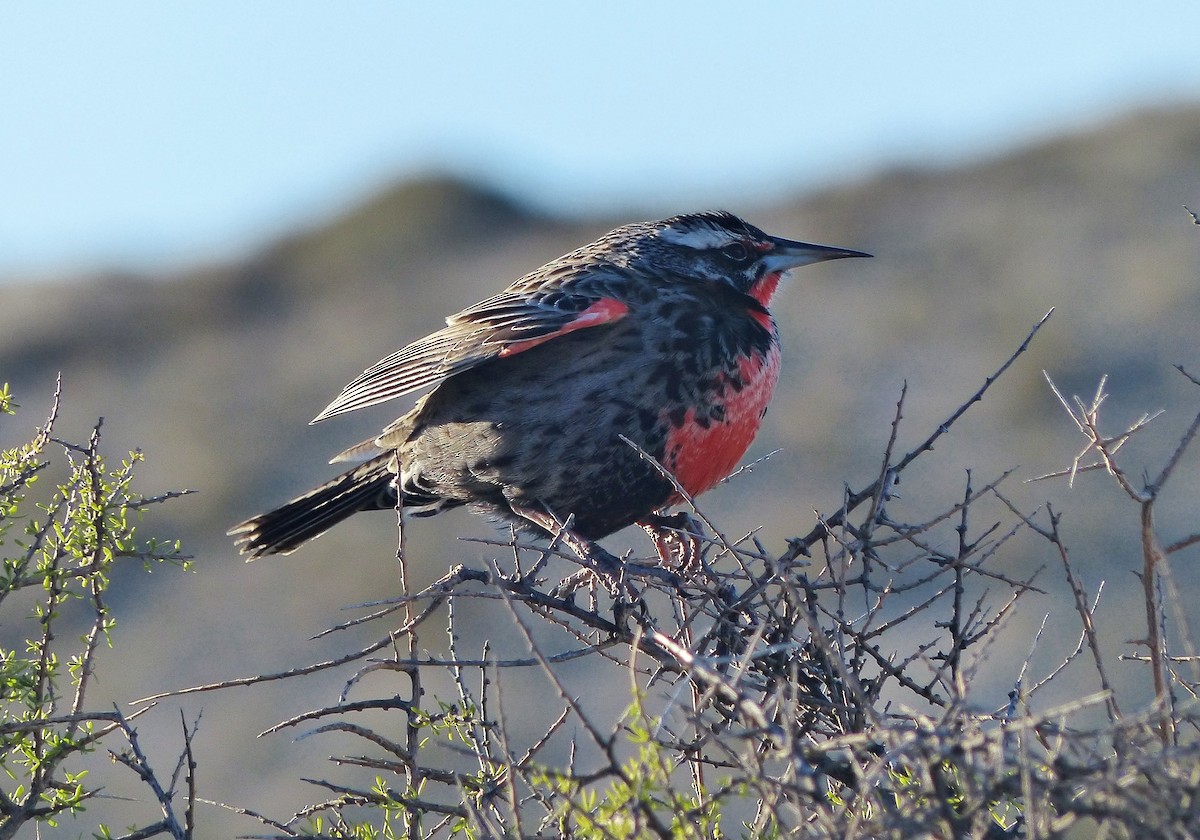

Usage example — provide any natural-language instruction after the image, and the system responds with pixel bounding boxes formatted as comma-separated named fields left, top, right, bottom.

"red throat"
left=745, top=271, right=782, bottom=331
left=750, top=271, right=783, bottom=307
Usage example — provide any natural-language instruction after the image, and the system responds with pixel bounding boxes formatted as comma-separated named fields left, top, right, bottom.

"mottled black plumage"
left=229, top=212, right=868, bottom=559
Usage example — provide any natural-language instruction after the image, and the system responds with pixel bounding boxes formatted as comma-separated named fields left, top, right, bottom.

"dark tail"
left=229, top=456, right=397, bottom=559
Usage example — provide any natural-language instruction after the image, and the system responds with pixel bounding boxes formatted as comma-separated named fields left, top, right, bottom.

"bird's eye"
left=721, top=243, right=751, bottom=262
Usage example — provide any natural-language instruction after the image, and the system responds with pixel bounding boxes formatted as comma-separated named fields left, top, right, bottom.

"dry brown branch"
left=787, top=308, right=1054, bottom=557
left=1038, top=370, right=1200, bottom=750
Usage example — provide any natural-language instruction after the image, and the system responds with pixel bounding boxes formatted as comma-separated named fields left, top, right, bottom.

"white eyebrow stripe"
left=658, top=225, right=738, bottom=249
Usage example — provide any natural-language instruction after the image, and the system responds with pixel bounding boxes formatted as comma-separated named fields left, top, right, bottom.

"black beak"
left=763, top=237, right=872, bottom=272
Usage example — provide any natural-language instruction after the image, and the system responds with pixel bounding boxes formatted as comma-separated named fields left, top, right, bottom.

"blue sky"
left=2, top=3, right=1198, bottom=278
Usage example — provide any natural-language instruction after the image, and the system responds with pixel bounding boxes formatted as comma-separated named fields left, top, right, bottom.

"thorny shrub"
left=142, top=311, right=1200, bottom=839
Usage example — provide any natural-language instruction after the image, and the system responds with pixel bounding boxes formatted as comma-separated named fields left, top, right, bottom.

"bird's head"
left=619, top=211, right=870, bottom=306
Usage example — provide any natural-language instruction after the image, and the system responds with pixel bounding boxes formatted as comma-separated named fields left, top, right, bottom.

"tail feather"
left=229, top=457, right=397, bottom=559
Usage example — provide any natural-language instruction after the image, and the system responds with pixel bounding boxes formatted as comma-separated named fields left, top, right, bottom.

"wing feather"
left=311, top=272, right=629, bottom=423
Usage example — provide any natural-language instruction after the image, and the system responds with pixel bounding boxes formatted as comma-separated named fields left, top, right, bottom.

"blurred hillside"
left=3, top=105, right=1200, bottom=834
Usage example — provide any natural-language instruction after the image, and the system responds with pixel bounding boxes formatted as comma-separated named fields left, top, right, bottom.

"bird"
left=229, top=211, right=869, bottom=562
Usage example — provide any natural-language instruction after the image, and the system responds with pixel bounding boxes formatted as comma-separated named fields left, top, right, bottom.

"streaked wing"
left=311, top=271, right=629, bottom=423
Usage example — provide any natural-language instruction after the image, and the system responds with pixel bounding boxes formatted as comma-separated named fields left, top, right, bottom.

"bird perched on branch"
left=230, top=211, right=868, bottom=562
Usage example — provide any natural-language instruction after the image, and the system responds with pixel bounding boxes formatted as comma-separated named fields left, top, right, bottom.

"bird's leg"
left=638, top=511, right=704, bottom=570
left=510, top=504, right=621, bottom=572
left=509, top=503, right=630, bottom=600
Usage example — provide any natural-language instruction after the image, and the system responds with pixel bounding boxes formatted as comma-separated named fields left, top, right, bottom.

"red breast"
left=662, top=270, right=784, bottom=500
left=661, top=345, right=781, bottom=500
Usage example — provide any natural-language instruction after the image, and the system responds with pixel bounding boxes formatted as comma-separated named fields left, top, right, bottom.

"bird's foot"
left=639, top=511, right=705, bottom=570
